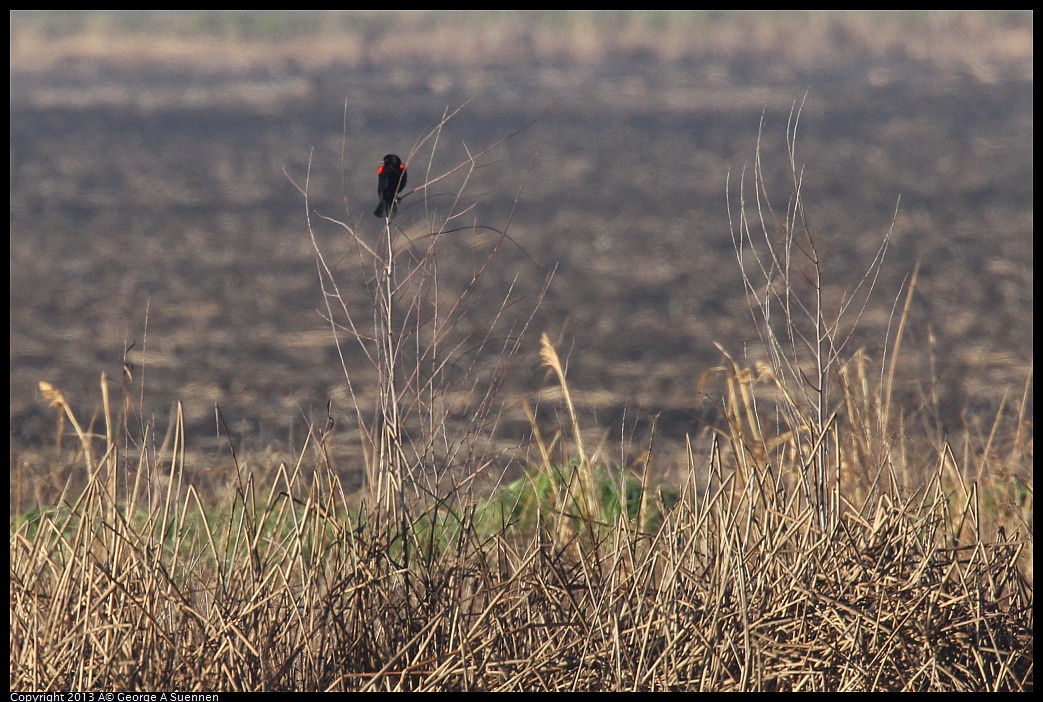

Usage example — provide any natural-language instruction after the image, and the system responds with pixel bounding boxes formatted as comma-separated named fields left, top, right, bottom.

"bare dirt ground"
left=9, top=13, right=1033, bottom=489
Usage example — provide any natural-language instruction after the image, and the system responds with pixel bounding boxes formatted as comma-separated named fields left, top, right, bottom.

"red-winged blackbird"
left=374, top=154, right=407, bottom=219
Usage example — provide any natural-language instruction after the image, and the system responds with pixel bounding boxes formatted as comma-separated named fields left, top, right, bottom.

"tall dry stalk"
left=726, top=97, right=898, bottom=529
left=296, top=106, right=548, bottom=531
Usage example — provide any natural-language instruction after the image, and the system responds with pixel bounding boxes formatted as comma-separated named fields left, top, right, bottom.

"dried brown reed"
left=10, top=364, right=1032, bottom=690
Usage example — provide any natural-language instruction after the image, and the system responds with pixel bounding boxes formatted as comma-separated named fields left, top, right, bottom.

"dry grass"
left=10, top=107, right=1032, bottom=691
left=9, top=359, right=1033, bottom=690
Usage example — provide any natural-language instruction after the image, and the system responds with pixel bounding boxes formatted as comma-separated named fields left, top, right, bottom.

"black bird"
left=374, top=154, right=407, bottom=218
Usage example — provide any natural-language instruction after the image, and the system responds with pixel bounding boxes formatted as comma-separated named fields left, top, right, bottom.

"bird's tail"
left=374, top=200, right=397, bottom=219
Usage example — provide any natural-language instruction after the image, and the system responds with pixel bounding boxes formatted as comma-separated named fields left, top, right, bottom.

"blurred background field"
left=9, top=10, right=1032, bottom=493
